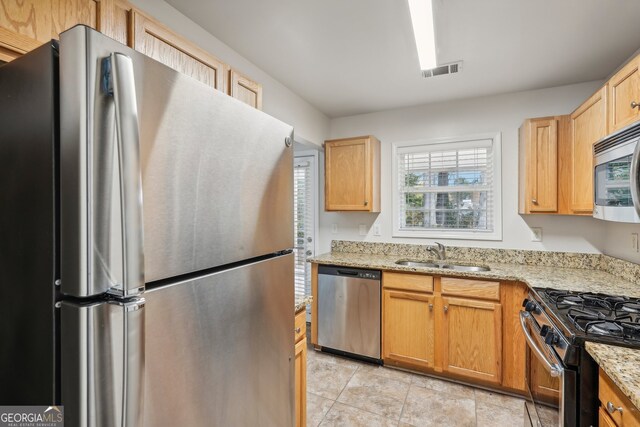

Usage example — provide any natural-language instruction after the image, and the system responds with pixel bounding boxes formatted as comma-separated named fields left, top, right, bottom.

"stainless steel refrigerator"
left=0, top=25, right=294, bottom=426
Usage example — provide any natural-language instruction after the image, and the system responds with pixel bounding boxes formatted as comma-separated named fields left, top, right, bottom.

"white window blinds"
left=294, top=159, right=313, bottom=298
left=395, top=137, right=500, bottom=238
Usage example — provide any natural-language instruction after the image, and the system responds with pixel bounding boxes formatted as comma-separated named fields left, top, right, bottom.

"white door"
left=294, top=154, right=317, bottom=319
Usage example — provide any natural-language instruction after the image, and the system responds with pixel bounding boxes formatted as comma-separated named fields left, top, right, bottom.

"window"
left=392, top=133, right=502, bottom=240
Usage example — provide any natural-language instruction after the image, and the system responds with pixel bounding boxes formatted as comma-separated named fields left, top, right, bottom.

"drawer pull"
left=631, top=101, right=639, bottom=109
left=606, top=401, right=623, bottom=414
left=295, top=327, right=302, bottom=334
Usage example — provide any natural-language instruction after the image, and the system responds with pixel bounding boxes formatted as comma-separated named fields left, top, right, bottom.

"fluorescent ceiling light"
left=408, top=0, right=437, bottom=70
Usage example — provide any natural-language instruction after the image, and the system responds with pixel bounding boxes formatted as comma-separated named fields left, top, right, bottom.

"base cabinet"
left=382, top=289, right=435, bottom=369
left=442, top=297, right=502, bottom=384
left=598, top=368, right=640, bottom=427
left=294, top=310, right=307, bottom=427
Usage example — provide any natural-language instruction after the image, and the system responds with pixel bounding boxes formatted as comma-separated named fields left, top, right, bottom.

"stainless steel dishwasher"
left=317, top=265, right=381, bottom=362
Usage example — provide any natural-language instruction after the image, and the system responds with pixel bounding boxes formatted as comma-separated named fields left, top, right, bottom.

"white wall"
left=129, top=0, right=330, bottom=146
left=603, top=223, right=640, bottom=263
left=319, top=81, right=611, bottom=255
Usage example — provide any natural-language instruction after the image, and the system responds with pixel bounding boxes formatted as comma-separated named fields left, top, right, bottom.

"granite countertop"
left=308, top=252, right=640, bottom=298
left=295, top=295, right=312, bottom=314
left=586, top=342, right=640, bottom=410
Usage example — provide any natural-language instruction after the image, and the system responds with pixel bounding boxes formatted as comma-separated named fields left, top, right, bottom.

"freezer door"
left=59, top=26, right=294, bottom=298
left=60, top=298, right=145, bottom=427
left=143, top=254, right=294, bottom=427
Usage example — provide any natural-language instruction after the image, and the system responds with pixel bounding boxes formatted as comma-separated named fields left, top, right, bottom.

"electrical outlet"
left=373, top=224, right=381, bottom=236
left=633, top=233, right=639, bottom=252
left=359, top=224, right=367, bottom=236
left=531, top=227, right=542, bottom=242
left=331, top=223, right=338, bottom=234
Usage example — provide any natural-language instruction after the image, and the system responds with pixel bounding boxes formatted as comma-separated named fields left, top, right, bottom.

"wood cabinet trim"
left=294, top=337, right=307, bottom=427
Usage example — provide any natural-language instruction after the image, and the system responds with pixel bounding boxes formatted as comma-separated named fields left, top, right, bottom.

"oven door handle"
left=630, top=139, right=640, bottom=217
left=519, top=311, right=563, bottom=378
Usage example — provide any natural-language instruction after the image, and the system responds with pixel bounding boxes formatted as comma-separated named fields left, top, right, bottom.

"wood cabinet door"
left=570, top=87, right=607, bottom=213
left=527, top=119, right=558, bottom=212
left=608, top=56, right=640, bottom=133
left=0, top=0, right=99, bottom=61
left=529, top=350, right=560, bottom=406
left=132, top=10, right=227, bottom=90
left=382, top=289, right=435, bottom=369
left=442, top=297, right=502, bottom=384
left=228, top=69, right=263, bottom=110
left=325, top=137, right=371, bottom=211
left=294, top=337, right=307, bottom=427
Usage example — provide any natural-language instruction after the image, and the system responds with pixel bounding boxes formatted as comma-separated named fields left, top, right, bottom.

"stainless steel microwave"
left=593, top=122, right=640, bottom=223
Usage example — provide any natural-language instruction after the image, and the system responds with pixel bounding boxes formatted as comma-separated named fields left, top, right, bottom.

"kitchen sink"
left=395, top=260, right=490, bottom=272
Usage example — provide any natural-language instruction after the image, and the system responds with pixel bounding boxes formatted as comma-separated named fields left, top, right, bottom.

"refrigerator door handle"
left=107, top=52, right=146, bottom=297
left=121, top=298, right=146, bottom=427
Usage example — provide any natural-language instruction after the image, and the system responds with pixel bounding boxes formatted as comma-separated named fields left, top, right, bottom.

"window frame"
left=391, top=132, right=503, bottom=241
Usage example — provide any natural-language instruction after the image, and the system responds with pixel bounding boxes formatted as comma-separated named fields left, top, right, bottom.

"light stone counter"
left=295, top=295, right=312, bottom=314
left=308, top=251, right=640, bottom=298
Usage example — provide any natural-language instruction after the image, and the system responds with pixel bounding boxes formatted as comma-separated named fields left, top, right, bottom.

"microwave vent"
left=594, top=121, right=640, bottom=155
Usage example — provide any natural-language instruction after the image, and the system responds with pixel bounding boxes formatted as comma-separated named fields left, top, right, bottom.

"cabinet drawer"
left=599, top=368, right=640, bottom=426
left=441, top=277, right=500, bottom=301
left=383, top=272, right=434, bottom=293
left=295, top=310, right=306, bottom=343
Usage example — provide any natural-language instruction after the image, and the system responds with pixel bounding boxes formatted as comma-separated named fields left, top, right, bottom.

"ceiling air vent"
left=422, top=61, right=463, bottom=78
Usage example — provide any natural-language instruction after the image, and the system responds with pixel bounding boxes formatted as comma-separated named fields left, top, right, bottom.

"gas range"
left=534, top=288, right=640, bottom=349
left=521, top=288, right=640, bottom=427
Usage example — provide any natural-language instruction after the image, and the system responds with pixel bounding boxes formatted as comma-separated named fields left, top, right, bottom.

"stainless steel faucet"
left=427, top=242, right=446, bottom=260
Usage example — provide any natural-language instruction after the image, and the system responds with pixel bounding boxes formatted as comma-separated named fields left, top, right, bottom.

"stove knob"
left=544, top=331, right=558, bottom=346
left=540, top=325, right=550, bottom=337
left=522, top=299, right=537, bottom=313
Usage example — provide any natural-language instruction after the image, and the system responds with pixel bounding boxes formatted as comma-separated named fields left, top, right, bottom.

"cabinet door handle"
left=444, top=306, right=448, bottom=313
left=429, top=304, right=433, bottom=312
left=295, top=327, right=301, bottom=334
left=631, top=101, right=639, bottom=109
left=606, top=401, right=623, bottom=414
left=531, top=199, right=538, bottom=205
left=364, top=200, right=369, bottom=206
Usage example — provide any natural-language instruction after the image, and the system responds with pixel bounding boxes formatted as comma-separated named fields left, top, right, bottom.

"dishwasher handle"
left=336, top=270, right=359, bottom=276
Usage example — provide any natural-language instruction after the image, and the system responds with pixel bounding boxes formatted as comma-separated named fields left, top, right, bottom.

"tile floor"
left=305, top=336, right=529, bottom=427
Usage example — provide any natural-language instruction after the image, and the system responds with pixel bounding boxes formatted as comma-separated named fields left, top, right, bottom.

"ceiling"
left=167, top=0, right=640, bottom=118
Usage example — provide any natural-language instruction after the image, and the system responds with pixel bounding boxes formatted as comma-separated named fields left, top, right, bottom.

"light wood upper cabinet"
left=131, top=10, right=227, bottom=91
left=608, top=56, right=640, bottom=134
left=229, top=69, right=263, bottom=110
left=382, top=289, right=435, bottom=370
left=519, top=117, right=559, bottom=213
left=570, top=86, right=607, bottom=214
left=442, top=296, right=502, bottom=384
left=0, top=0, right=100, bottom=61
left=324, top=136, right=381, bottom=212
